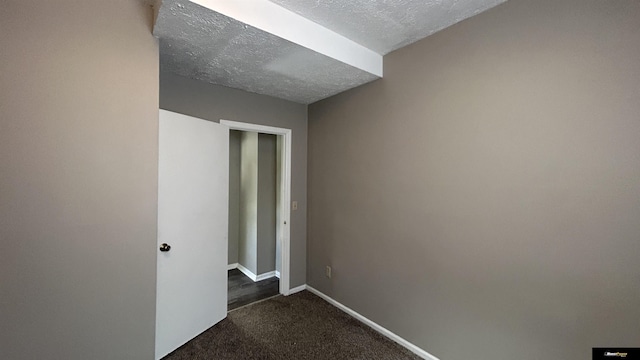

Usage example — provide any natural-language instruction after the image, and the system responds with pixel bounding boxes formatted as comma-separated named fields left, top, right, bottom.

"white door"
left=155, top=110, right=229, bottom=360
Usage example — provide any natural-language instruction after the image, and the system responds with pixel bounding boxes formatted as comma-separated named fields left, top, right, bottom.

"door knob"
left=159, top=243, right=171, bottom=252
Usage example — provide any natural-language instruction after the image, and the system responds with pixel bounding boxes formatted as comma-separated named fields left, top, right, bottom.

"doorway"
left=227, top=130, right=280, bottom=310
left=156, top=112, right=294, bottom=359
left=221, top=120, right=292, bottom=300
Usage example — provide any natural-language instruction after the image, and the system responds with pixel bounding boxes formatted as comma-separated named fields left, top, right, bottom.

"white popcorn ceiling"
left=155, top=0, right=378, bottom=104
left=155, top=0, right=507, bottom=104
left=269, top=0, right=508, bottom=54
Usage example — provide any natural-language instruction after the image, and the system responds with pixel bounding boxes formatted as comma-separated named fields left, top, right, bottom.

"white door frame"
left=220, top=120, right=292, bottom=296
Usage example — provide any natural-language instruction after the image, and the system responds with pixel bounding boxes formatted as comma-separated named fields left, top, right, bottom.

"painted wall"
left=160, top=72, right=308, bottom=287
left=307, top=0, right=640, bottom=359
left=257, top=133, right=277, bottom=274
left=239, top=132, right=259, bottom=273
left=235, top=132, right=277, bottom=275
left=0, top=1, right=158, bottom=359
left=228, top=130, right=241, bottom=265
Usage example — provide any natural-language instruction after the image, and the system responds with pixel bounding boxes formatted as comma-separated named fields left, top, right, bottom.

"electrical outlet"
left=325, top=265, right=332, bottom=279
left=292, top=201, right=298, bottom=210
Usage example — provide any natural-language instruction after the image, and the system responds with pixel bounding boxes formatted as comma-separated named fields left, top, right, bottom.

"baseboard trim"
left=275, top=270, right=281, bottom=279
left=288, top=284, right=306, bottom=295
left=227, top=263, right=238, bottom=270
left=236, top=263, right=257, bottom=281
left=236, top=264, right=277, bottom=282
left=255, top=271, right=277, bottom=282
left=305, top=286, right=439, bottom=360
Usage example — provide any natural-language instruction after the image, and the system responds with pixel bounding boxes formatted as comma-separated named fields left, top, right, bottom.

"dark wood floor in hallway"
left=228, top=268, right=279, bottom=311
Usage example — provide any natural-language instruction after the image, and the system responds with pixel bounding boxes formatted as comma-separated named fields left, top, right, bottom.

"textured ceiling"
left=268, top=0, right=507, bottom=55
left=155, top=0, right=378, bottom=104
left=155, top=0, right=507, bottom=104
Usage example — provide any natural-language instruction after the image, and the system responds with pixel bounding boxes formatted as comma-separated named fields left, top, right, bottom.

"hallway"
left=228, top=269, right=279, bottom=311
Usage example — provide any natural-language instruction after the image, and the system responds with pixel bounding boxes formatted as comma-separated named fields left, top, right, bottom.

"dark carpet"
left=163, top=290, right=422, bottom=360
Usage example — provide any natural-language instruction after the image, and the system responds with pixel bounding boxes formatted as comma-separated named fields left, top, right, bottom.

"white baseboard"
left=236, top=263, right=256, bottom=280
left=305, top=286, right=439, bottom=360
left=227, top=263, right=238, bottom=270
left=275, top=270, right=281, bottom=279
left=287, top=284, right=306, bottom=295
left=255, top=271, right=276, bottom=282
left=236, top=264, right=277, bottom=282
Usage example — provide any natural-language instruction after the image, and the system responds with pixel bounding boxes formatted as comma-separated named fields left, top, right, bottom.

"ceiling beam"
left=188, top=0, right=383, bottom=77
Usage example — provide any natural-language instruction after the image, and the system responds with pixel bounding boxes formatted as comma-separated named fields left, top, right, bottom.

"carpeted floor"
left=163, top=290, right=422, bottom=360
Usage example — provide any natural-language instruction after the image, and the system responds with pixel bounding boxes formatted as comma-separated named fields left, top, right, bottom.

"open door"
left=155, top=110, right=229, bottom=360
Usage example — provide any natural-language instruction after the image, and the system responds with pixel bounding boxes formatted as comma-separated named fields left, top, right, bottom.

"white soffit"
left=190, top=0, right=383, bottom=77
left=267, top=0, right=508, bottom=55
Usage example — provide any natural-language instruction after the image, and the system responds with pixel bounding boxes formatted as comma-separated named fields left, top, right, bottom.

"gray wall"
left=235, top=132, right=277, bottom=275
left=257, top=133, right=277, bottom=274
left=160, top=72, right=308, bottom=287
left=228, top=130, right=279, bottom=275
left=0, top=1, right=158, bottom=359
left=239, top=132, right=259, bottom=274
left=228, top=130, right=241, bottom=265
left=307, top=0, right=640, bottom=359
